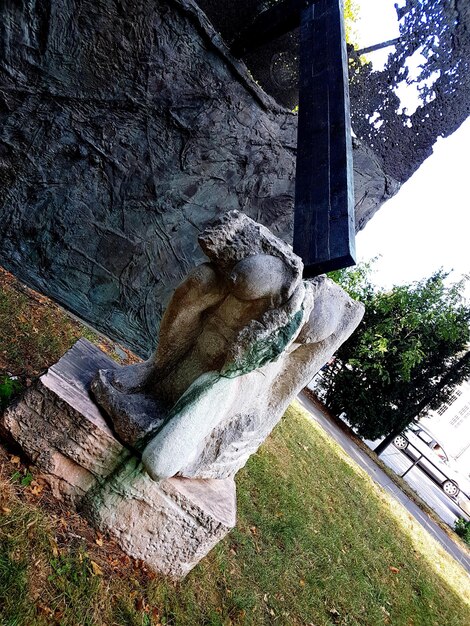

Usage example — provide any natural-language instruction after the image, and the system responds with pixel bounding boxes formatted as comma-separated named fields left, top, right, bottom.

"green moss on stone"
left=222, top=309, right=304, bottom=378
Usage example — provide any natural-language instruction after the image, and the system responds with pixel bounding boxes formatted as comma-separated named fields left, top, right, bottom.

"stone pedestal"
left=1, top=339, right=236, bottom=579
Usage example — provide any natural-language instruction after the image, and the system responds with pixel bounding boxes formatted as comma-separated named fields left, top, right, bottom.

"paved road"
left=368, top=443, right=470, bottom=526
left=297, top=392, right=470, bottom=574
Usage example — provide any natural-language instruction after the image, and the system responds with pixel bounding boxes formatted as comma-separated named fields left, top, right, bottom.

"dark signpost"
left=232, top=0, right=356, bottom=277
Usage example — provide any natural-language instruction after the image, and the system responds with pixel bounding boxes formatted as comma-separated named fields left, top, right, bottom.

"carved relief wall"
left=0, top=0, right=398, bottom=356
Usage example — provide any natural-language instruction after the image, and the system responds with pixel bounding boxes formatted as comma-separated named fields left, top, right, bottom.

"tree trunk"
left=374, top=428, right=402, bottom=456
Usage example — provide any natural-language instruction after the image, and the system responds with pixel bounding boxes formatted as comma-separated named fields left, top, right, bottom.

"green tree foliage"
left=322, top=267, right=470, bottom=446
left=344, top=0, right=361, bottom=47
left=454, top=517, right=470, bottom=546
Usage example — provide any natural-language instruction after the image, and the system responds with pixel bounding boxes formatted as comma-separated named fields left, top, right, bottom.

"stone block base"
left=83, top=460, right=236, bottom=578
left=1, top=339, right=236, bottom=578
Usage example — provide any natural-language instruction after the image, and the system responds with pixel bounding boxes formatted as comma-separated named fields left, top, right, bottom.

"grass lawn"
left=0, top=267, right=138, bottom=379
left=0, top=270, right=469, bottom=626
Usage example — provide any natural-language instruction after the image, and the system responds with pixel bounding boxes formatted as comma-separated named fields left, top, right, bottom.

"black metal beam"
left=231, top=0, right=356, bottom=276
left=293, top=0, right=356, bottom=276
left=231, top=0, right=314, bottom=58
left=356, top=37, right=401, bottom=56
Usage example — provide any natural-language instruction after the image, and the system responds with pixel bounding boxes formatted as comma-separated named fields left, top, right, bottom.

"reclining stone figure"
left=92, top=211, right=364, bottom=481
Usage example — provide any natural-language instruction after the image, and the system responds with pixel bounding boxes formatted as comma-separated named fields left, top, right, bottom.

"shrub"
left=454, top=517, right=470, bottom=545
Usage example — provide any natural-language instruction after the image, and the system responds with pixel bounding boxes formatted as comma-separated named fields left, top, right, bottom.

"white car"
left=393, top=424, right=467, bottom=499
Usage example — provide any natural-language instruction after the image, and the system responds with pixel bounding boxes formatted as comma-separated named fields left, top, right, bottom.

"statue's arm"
left=154, top=263, right=228, bottom=372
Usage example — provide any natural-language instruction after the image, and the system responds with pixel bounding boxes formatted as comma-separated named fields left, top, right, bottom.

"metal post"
left=293, top=0, right=356, bottom=276
left=231, top=0, right=357, bottom=276
left=401, top=453, right=424, bottom=479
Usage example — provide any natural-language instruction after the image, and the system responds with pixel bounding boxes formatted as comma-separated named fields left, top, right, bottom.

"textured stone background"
left=0, top=0, right=399, bottom=357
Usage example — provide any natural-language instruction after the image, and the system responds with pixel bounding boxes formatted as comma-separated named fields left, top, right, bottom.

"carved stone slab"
left=0, top=0, right=398, bottom=358
left=2, top=339, right=127, bottom=503
left=83, top=461, right=236, bottom=579
left=1, top=339, right=236, bottom=578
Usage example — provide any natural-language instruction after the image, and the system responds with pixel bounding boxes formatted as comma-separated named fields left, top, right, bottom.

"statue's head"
left=199, top=211, right=303, bottom=306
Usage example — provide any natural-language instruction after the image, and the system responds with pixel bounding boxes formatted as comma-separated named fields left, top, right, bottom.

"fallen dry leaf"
left=49, top=539, right=59, bottom=558
left=1, top=506, right=12, bottom=513
left=136, top=597, right=150, bottom=612
left=389, top=566, right=400, bottom=574
left=151, top=607, right=161, bottom=621
left=90, top=560, right=104, bottom=576
left=30, top=484, right=44, bottom=496
left=37, top=603, right=54, bottom=616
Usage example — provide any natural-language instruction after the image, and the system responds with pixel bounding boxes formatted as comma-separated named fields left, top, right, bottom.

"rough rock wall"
left=0, top=0, right=399, bottom=357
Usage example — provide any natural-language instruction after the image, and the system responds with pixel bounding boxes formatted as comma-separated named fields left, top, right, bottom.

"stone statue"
left=91, top=211, right=364, bottom=482
left=2, top=210, right=364, bottom=577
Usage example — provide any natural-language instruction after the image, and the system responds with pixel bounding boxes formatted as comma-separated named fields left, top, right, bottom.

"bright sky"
left=353, top=0, right=470, bottom=298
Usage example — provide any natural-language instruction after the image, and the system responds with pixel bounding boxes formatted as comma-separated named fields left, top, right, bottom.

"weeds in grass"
left=0, top=375, right=22, bottom=411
